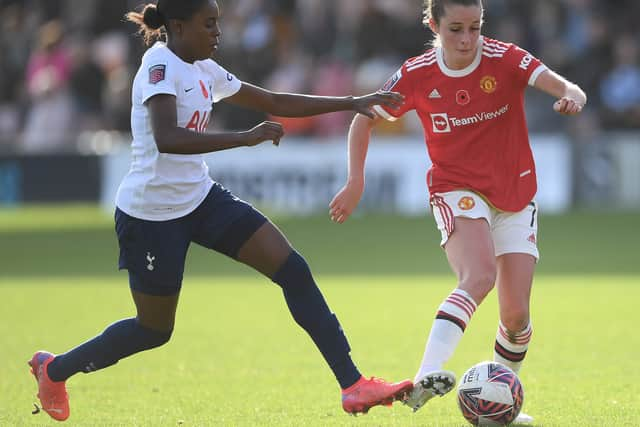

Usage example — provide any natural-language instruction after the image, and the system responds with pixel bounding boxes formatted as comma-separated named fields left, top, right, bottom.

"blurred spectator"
left=68, top=37, right=106, bottom=132
left=310, top=59, right=355, bottom=136
left=0, top=3, right=38, bottom=151
left=22, top=20, right=74, bottom=153
left=92, top=32, right=133, bottom=132
left=599, top=34, right=640, bottom=129
left=264, top=47, right=315, bottom=135
left=564, top=12, right=611, bottom=111
left=0, top=0, right=638, bottom=152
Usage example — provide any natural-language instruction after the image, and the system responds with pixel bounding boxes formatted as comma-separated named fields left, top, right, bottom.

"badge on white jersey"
left=149, top=64, right=167, bottom=84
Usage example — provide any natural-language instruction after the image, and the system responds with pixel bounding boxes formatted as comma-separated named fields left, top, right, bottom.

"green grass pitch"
left=1, top=206, right=639, bottom=426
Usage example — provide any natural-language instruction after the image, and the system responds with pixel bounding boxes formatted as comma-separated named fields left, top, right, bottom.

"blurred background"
left=0, top=0, right=639, bottom=212
left=2, top=4, right=638, bottom=424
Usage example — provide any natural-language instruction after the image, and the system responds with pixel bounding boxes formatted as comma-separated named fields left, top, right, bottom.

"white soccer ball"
left=457, top=361, right=524, bottom=426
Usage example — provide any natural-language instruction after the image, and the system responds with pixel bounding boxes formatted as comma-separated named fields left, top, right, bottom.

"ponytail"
left=125, top=4, right=166, bottom=45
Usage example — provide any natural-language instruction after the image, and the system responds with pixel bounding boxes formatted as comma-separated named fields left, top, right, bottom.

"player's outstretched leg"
left=271, top=250, right=413, bottom=415
left=28, top=351, right=70, bottom=421
left=404, top=370, right=456, bottom=412
left=341, top=376, right=414, bottom=415
left=232, top=219, right=414, bottom=415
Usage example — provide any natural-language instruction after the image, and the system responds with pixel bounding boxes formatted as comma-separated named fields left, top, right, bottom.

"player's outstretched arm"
left=330, top=114, right=382, bottom=224
left=148, top=94, right=284, bottom=154
left=534, top=69, right=587, bottom=116
left=224, top=82, right=404, bottom=119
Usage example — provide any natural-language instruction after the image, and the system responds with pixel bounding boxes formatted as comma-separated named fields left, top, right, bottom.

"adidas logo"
left=429, top=89, right=442, bottom=99
left=527, top=233, right=536, bottom=244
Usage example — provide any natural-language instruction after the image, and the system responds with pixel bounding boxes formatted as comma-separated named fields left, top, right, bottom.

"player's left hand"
left=553, top=97, right=584, bottom=115
left=329, top=180, right=365, bottom=224
left=353, top=91, right=404, bottom=119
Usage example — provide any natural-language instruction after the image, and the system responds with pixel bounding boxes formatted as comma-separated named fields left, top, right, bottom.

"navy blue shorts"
left=115, top=183, right=267, bottom=296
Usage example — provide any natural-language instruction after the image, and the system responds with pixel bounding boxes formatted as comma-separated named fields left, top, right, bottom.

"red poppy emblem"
left=199, top=80, right=209, bottom=99
left=456, top=89, right=470, bottom=105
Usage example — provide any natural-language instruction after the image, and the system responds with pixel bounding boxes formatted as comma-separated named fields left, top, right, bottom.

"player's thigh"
left=115, top=208, right=191, bottom=297
left=431, top=190, right=492, bottom=248
left=432, top=191, right=496, bottom=287
left=235, top=221, right=292, bottom=277
left=492, top=201, right=539, bottom=260
left=191, top=183, right=291, bottom=277
left=445, top=217, right=497, bottom=301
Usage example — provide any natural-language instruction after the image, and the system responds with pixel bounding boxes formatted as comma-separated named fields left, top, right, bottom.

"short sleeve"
left=140, top=49, right=178, bottom=104
left=200, top=60, right=242, bottom=103
left=503, top=44, right=547, bottom=88
left=372, top=64, right=416, bottom=121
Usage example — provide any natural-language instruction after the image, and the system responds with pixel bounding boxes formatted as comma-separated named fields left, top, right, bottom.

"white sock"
left=415, top=288, right=478, bottom=382
left=494, top=322, right=532, bottom=374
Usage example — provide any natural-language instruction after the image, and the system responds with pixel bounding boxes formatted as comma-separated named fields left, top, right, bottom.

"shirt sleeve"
left=504, top=44, right=548, bottom=88
left=372, top=63, right=415, bottom=121
left=140, top=49, right=178, bottom=104
left=202, top=60, right=242, bottom=103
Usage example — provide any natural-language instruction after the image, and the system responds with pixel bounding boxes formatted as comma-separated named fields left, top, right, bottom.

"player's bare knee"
left=460, top=270, right=496, bottom=302
left=500, top=313, right=530, bottom=336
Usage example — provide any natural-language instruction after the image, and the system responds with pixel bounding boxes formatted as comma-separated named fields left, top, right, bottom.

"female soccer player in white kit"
left=27, top=0, right=414, bottom=421
left=329, top=0, right=586, bottom=423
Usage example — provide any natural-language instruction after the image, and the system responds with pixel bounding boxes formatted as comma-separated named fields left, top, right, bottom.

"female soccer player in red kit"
left=330, top=0, right=586, bottom=423
left=27, top=0, right=414, bottom=421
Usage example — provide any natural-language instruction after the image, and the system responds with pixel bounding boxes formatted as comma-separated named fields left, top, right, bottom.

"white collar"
left=436, top=36, right=483, bottom=78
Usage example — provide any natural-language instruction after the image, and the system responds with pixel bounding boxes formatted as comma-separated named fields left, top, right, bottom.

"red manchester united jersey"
left=374, top=36, right=547, bottom=212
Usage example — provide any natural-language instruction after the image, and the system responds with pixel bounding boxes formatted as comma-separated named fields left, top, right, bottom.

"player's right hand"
left=353, top=91, right=405, bottom=119
left=553, top=97, right=584, bottom=115
left=246, top=121, right=284, bottom=146
left=329, top=181, right=364, bottom=223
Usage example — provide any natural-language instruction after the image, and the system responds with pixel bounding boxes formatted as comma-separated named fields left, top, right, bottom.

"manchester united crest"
left=457, top=196, right=476, bottom=210
left=480, top=75, right=497, bottom=94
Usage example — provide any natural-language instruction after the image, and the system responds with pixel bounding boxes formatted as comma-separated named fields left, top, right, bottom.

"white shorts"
left=430, top=190, right=539, bottom=260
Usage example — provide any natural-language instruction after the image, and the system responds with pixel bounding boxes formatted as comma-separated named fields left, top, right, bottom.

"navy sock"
left=47, top=318, right=171, bottom=382
left=272, top=251, right=361, bottom=389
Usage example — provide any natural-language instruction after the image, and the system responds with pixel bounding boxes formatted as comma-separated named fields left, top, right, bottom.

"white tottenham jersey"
left=116, top=42, right=242, bottom=221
